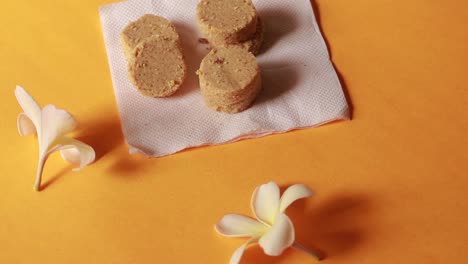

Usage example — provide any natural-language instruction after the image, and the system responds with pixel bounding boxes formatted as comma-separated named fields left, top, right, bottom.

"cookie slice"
left=198, top=46, right=262, bottom=113
left=197, top=0, right=258, bottom=46
left=121, top=14, right=180, bottom=59
left=128, top=36, right=186, bottom=97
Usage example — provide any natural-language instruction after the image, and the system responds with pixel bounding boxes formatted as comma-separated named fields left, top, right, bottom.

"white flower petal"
left=279, top=184, right=313, bottom=213
left=251, top=181, right=280, bottom=225
left=215, top=214, right=268, bottom=237
left=17, top=113, right=36, bottom=136
left=229, top=237, right=259, bottom=264
left=14, top=86, right=41, bottom=128
left=40, top=104, right=77, bottom=152
left=53, top=137, right=95, bottom=170
left=258, top=213, right=295, bottom=256
left=15, top=86, right=94, bottom=191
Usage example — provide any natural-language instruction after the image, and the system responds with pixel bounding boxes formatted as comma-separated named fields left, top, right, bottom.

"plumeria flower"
left=15, top=86, right=95, bottom=191
left=215, top=181, right=321, bottom=264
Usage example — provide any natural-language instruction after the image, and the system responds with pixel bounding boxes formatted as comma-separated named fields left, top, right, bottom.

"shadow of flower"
left=40, top=164, right=74, bottom=191
left=289, top=192, right=374, bottom=259
left=75, top=110, right=124, bottom=161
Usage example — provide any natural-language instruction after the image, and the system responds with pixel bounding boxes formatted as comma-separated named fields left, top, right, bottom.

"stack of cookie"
left=196, top=0, right=263, bottom=113
left=121, top=15, right=187, bottom=97
left=196, top=0, right=264, bottom=55
left=197, top=46, right=262, bottom=113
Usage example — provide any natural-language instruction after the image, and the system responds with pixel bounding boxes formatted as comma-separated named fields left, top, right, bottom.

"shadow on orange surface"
left=40, top=164, right=74, bottom=191
left=107, top=149, right=155, bottom=175
left=291, top=192, right=373, bottom=260
left=76, top=113, right=124, bottom=162
left=75, top=111, right=155, bottom=175
left=336, top=69, right=354, bottom=119
left=242, top=191, right=373, bottom=263
left=310, top=0, right=327, bottom=55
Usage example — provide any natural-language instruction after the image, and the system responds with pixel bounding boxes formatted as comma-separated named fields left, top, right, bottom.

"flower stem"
left=34, top=156, right=46, bottom=191
left=292, top=242, right=322, bottom=261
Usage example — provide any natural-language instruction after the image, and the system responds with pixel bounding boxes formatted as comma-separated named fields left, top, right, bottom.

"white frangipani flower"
left=15, top=86, right=96, bottom=191
left=215, top=181, right=321, bottom=264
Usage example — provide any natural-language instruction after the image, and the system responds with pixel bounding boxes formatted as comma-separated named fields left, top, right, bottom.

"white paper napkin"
left=99, top=0, right=349, bottom=157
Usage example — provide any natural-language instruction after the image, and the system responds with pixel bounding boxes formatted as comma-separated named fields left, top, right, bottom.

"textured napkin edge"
left=307, top=0, right=351, bottom=119
left=128, top=114, right=350, bottom=158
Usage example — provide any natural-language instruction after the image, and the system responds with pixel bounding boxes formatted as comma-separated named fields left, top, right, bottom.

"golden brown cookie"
left=121, top=14, right=180, bottom=59
left=197, top=0, right=258, bottom=46
left=128, top=36, right=186, bottom=97
left=197, top=46, right=262, bottom=113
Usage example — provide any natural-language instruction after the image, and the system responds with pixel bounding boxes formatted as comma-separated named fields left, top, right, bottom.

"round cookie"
left=198, top=46, right=262, bottom=113
left=121, top=14, right=180, bottom=59
left=197, top=0, right=258, bottom=46
left=128, top=36, right=186, bottom=97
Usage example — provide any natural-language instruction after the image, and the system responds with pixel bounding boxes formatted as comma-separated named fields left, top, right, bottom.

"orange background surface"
left=1, top=0, right=467, bottom=263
